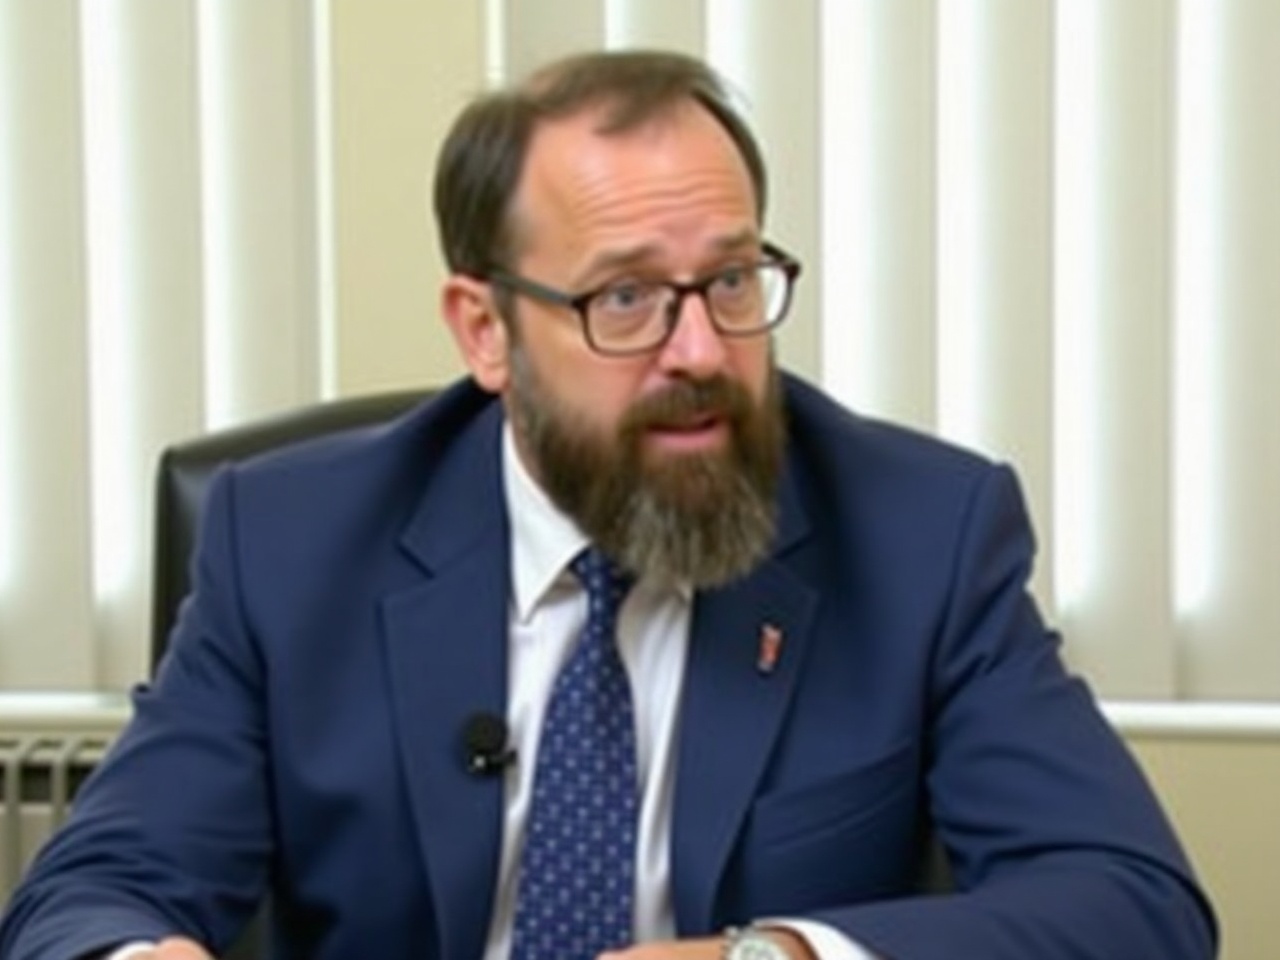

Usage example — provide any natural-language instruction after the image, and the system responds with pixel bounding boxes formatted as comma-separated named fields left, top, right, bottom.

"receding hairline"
left=511, top=50, right=766, bottom=206
left=501, top=97, right=763, bottom=267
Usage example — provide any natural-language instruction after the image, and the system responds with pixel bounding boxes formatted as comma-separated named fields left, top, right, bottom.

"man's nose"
left=656, top=291, right=728, bottom=377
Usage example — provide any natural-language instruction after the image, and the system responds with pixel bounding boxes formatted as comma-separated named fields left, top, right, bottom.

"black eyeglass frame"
left=485, top=241, right=803, bottom=357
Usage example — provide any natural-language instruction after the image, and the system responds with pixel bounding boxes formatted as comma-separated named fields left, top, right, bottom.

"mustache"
left=621, top=376, right=753, bottom=431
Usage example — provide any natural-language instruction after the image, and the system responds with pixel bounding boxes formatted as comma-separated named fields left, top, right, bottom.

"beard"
left=506, top=348, right=786, bottom=589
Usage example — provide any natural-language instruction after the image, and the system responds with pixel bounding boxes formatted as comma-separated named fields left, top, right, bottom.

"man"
left=0, top=50, right=1214, bottom=960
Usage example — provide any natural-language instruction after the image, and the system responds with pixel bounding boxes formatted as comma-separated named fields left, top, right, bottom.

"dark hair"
left=432, top=49, right=769, bottom=278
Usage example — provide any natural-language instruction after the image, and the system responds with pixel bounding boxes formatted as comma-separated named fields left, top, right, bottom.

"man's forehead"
left=504, top=99, right=759, bottom=270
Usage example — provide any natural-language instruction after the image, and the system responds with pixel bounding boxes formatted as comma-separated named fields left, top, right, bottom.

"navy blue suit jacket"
left=0, top=375, right=1215, bottom=959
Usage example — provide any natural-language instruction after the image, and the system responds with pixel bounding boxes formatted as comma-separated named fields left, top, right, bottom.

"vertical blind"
left=0, top=0, right=327, bottom=691
left=0, top=0, right=1277, bottom=701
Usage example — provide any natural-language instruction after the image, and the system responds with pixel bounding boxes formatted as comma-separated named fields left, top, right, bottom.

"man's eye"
left=711, top=265, right=758, bottom=297
left=597, top=283, right=656, bottom=313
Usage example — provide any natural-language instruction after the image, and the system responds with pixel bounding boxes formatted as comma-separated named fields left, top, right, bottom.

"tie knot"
left=570, top=547, right=634, bottom=613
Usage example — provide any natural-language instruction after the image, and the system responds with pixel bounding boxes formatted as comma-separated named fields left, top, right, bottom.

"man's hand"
left=600, top=928, right=818, bottom=959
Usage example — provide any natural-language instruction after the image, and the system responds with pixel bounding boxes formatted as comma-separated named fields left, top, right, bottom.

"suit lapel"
left=374, top=396, right=818, bottom=947
left=379, top=406, right=511, bottom=960
left=671, top=472, right=818, bottom=933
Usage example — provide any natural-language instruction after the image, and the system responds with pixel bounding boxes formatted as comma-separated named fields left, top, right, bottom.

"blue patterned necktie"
left=509, top=547, right=638, bottom=960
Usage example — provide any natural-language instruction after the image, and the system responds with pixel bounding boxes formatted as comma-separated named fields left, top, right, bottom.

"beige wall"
left=328, top=8, right=1277, bottom=959
left=1130, top=735, right=1280, bottom=960
left=329, top=0, right=477, bottom=393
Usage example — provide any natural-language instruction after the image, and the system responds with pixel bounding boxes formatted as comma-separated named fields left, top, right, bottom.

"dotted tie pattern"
left=509, top=547, right=639, bottom=960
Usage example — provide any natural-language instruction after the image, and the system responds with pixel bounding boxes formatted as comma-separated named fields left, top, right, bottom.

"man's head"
left=435, top=50, right=797, bottom=588
left=434, top=50, right=768, bottom=278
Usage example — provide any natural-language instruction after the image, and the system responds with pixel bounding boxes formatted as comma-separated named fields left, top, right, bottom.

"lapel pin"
left=756, top=623, right=784, bottom=675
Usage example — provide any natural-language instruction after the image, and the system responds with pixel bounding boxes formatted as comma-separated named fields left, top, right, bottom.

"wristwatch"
left=723, top=924, right=792, bottom=960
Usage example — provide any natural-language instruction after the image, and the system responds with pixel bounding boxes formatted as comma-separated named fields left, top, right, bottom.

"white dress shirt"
left=482, top=423, right=689, bottom=958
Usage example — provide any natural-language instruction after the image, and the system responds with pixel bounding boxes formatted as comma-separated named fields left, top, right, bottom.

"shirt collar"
left=502, top=422, right=589, bottom=622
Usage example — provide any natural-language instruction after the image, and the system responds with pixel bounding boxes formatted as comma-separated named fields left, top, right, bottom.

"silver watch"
left=723, top=925, right=792, bottom=960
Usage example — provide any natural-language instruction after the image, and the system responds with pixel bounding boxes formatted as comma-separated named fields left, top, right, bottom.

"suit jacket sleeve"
left=808, top=465, right=1216, bottom=959
left=0, top=469, right=272, bottom=960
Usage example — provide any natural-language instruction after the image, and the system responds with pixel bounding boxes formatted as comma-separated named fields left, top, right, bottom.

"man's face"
left=453, top=100, right=786, bottom=585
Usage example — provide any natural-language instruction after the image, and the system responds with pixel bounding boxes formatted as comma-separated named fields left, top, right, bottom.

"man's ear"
left=442, top=275, right=510, bottom=393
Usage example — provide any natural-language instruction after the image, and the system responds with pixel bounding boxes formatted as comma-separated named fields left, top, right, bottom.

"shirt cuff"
left=763, top=918, right=882, bottom=960
left=103, top=941, right=157, bottom=960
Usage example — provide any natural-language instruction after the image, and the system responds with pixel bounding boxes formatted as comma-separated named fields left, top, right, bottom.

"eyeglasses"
left=486, top=242, right=802, bottom=357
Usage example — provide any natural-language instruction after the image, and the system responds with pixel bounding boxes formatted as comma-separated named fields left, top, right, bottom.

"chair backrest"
left=150, top=388, right=433, bottom=672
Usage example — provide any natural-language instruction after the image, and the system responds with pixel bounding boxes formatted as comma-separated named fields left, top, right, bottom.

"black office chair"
left=150, top=388, right=433, bottom=669
left=149, top=388, right=432, bottom=960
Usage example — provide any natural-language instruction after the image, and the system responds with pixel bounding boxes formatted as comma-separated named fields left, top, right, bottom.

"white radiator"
left=0, top=693, right=129, bottom=897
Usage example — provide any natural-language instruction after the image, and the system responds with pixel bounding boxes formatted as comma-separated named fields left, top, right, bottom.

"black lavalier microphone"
left=463, top=712, right=516, bottom=776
